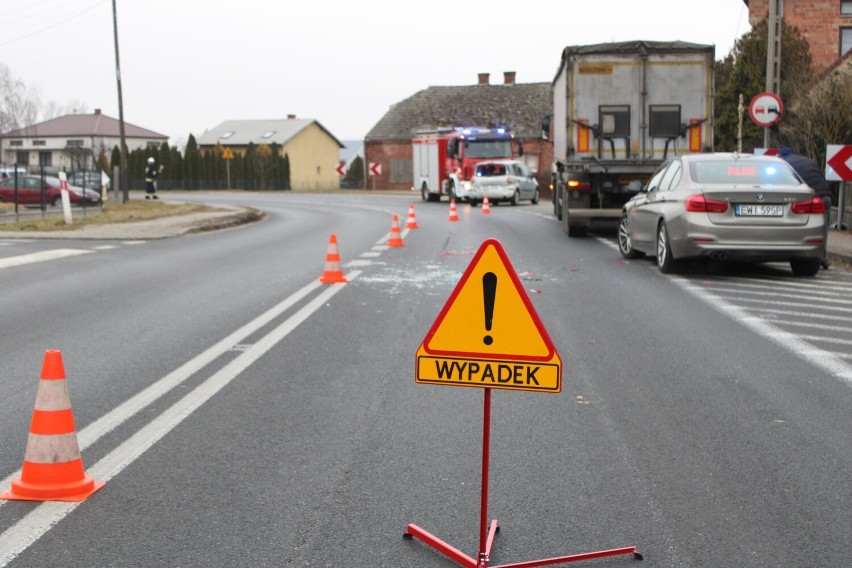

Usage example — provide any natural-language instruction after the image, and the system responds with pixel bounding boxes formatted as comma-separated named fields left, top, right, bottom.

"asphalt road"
left=0, top=193, right=850, bottom=567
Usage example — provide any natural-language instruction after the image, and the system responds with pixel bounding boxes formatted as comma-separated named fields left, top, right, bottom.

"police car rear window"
left=690, top=160, right=800, bottom=185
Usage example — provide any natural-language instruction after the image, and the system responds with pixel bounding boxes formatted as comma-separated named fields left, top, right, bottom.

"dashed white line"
left=0, top=249, right=91, bottom=270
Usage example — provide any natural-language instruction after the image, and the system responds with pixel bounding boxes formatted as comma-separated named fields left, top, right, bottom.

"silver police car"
left=618, top=153, right=825, bottom=276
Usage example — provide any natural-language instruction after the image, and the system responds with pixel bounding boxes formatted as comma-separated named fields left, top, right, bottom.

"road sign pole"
left=479, top=388, right=496, bottom=566
left=405, top=388, right=643, bottom=567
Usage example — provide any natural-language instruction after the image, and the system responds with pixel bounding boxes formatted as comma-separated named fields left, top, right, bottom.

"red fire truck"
left=412, top=127, right=518, bottom=202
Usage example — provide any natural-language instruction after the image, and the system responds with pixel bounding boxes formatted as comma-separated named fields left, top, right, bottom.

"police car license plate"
left=735, top=204, right=783, bottom=216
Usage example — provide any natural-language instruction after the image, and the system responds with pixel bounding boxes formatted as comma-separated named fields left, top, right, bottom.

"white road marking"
left=676, top=279, right=852, bottom=386
left=0, top=270, right=362, bottom=566
left=0, top=249, right=91, bottom=270
left=0, top=216, right=414, bottom=561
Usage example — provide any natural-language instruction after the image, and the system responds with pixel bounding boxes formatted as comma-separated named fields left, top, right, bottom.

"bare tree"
left=0, top=63, right=41, bottom=132
left=1, top=64, right=89, bottom=133
left=779, top=59, right=852, bottom=166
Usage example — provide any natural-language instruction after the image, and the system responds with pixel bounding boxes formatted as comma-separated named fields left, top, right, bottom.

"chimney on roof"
left=287, top=114, right=296, bottom=119
left=478, top=73, right=490, bottom=85
left=503, top=71, right=516, bottom=85
left=94, top=108, right=101, bottom=115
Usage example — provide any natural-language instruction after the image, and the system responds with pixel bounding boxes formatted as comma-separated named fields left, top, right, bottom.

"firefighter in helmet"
left=144, top=157, right=159, bottom=199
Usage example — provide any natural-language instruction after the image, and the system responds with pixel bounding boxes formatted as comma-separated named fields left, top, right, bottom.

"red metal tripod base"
left=404, top=522, right=642, bottom=568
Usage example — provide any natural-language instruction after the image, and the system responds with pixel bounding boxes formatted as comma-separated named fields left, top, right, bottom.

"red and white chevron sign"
left=825, top=145, right=852, bottom=182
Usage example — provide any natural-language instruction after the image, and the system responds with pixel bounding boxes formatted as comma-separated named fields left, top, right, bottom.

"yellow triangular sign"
left=415, top=239, right=562, bottom=393
left=222, top=147, right=234, bottom=160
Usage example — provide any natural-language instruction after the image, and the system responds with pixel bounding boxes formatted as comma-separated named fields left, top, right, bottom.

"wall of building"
left=282, top=123, right=342, bottom=190
left=2, top=136, right=161, bottom=173
left=364, top=139, right=412, bottom=190
left=747, top=0, right=851, bottom=73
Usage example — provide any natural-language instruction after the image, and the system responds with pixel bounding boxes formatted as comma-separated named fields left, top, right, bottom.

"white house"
left=0, top=109, right=167, bottom=173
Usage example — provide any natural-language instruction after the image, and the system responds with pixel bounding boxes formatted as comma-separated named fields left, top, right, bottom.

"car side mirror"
left=626, top=179, right=644, bottom=192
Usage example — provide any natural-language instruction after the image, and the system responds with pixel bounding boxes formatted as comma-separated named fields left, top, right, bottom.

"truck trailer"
left=549, top=40, right=715, bottom=236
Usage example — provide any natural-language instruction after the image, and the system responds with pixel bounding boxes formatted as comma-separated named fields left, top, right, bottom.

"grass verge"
left=0, top=201, right=218, bottom=232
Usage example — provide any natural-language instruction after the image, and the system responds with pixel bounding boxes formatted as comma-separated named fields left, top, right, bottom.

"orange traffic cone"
left=387, top=214, right=405, bottom=247
left=1, top=350, right=104, bottom=502
left=319, top=233, right=348, bottom=283
left=405, top=204, right=419, bottom=229
left=448, top=199, right=459, bottom=222
left=482, top=195, right=492, bottom=214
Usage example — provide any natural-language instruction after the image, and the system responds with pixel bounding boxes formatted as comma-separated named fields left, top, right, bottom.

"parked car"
left=1, top=167, right=28, bottom=179
left=69, top=171, right=110, bottom=192
left=617, top=153, right=825, bottom=276
left=0, top=175, right=102, bottom=206
left=466, top=160, right=540, bottom=206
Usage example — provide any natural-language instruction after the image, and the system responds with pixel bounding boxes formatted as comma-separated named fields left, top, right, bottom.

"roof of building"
left=1, top=110, right=167, bottom=139
left=196, top=118, right=343, bottom=148
left=365, top=81, right=551, bottom=141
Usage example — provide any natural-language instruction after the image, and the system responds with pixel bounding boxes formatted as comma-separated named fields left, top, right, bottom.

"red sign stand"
left=405, top=389, right=642, bottom=567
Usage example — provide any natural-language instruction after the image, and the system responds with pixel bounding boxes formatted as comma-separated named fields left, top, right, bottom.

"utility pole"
left=764, top=0, right=783, bottom=148
left=112, top=0, right=129, bottom=203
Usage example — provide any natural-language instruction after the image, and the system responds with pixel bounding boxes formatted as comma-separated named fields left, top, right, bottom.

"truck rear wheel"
left=421, top=183, right=429, bottom=202
left=565, top=213, right=587, bottom=237
left=554, top=189, right=563, bottom=220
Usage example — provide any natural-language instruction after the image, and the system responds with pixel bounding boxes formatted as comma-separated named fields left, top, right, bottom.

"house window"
left=262, top=130, right=276, bottom=139
left=16, top=151, right=29, bottom=165
left=39, top=152, right=51, bottom=167
left=843, top=27, right=852, bottom=55
left=220, top=131, right=234, bottom=139
left=842, top=1, right=852, bottom=16
left=66, top=139, right=84, bottom=147
left=32, top=140, right=46, bottom=146
left=389, top=158, right=412, bottom=184
left=524, top=153, right=540, bottom=174
left=9, top=140, right=23, bottom=146
left=147, top=141, right=159, bottom=148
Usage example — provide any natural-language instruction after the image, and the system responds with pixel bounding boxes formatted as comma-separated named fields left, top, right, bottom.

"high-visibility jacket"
left=145, top=164, right=157, bottom=183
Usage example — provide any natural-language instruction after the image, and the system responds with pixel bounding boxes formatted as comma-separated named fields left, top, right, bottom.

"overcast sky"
left=1, top=0, right=751, bottom=146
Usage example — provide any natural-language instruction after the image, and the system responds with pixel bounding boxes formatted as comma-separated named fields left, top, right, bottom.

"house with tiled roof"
left=364, top=72, right=553, bottom=191
left=197, top=116, right=343, bottom=190
left=0, top=109, right=167, bottom=173
left=743, top=0, right=852, bottom=74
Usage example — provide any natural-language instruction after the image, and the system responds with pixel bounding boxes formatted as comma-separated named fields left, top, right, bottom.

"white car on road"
left=466, top=160, right=540, bottom=206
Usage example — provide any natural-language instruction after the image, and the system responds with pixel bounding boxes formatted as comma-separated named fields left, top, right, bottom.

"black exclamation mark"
left=482, top=272, right=497, bottom=346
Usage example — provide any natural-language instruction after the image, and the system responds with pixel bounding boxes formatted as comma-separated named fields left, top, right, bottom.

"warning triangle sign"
left=416, top=239, right=562, bottom=393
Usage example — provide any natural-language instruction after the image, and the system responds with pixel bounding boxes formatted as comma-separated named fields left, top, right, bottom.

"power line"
left=0, top=0, right=106, bottom=47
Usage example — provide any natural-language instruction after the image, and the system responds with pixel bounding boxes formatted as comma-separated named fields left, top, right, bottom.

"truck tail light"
left=685, top=194, right=728, bottom=213
left=567, top=180, right=590, bottom=190
left=791, top=197, right=825, bottom=214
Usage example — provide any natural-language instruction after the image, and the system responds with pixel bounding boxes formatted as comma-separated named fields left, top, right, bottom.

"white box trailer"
left=550, top=40, right=715, bottom=236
